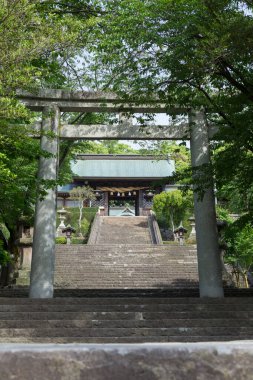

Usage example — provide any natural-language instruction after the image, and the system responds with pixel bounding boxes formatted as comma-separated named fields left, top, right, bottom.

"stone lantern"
left=174, top=223, right=188, bottom=246
left=188, top=215, right=196, bottom=239
left=216, top=219, right=228, bottom=234
left=56, top=208, right=67, bottom=237
left=144, top=190, right=154, bottom=200
left=62, top=225, right=76, bottom=245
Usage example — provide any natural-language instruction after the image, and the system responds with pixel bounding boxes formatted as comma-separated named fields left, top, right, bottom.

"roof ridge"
left=75, top=154, right=170, bottom=160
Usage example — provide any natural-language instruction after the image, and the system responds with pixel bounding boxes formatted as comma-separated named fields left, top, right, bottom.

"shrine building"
left=57, top=154, right=176, bottom=216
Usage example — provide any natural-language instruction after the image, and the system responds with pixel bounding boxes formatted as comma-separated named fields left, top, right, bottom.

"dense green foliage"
left=0, top=0, right=96, bottom=116
left=153, top=190, right=193, bottom=232
left=220, top=217, right=253, bottom=286
left=0, top=241, right=12, bottom=268
left=215, top=208, right=253, bottom=286
left=55, top=237, right=67, bottom=245
left=0, top=0, right=98, bottom=255
left=226, top=223, right=253, bottom=270
left=87, top=0, right=253, bottom=216
left=89, top=1, right=253, bottom=109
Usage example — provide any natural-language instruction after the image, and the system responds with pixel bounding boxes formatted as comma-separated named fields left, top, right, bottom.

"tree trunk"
left=169, top=213, right=175, bottom=232
left=79, top=200, right=83, bottom=236
left=5, top=223, right=20, bottom=286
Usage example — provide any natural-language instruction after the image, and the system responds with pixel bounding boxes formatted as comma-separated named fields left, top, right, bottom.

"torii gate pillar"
left=189, top=110, right=224, bottom=298
left=29, top=106, right=60, bottom=298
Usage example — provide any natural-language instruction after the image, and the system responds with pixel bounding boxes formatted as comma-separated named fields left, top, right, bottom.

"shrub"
left=71, top=237, right=86, bottom=244
left=0, top=241, right=11, bottom=267
left=55, top=237, right=67, bottom=244
left=153, top=190, right=193, bottom=231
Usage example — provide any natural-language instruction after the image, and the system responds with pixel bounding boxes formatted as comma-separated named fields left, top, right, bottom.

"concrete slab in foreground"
left=0, top=342, right=253, bottom=379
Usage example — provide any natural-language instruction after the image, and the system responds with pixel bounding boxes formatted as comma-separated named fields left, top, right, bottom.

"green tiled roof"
left=71, top=156, right=175, bottom=179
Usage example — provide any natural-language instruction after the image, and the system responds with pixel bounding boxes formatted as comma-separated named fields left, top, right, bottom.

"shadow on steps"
left=1, top=286, right=253, bottom=298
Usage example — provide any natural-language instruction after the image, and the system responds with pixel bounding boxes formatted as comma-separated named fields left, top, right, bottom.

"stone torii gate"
left=17, top=89, right=223, bottom=299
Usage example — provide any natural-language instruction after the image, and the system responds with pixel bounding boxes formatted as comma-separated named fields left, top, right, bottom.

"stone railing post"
left=29, top=105, right=60, bottom=298
left=189, top=109, right=224, bottom=298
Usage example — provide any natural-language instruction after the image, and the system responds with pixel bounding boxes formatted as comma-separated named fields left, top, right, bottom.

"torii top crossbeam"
left=17, top=89, right=187, bottom=113
left=18, top=89, right=218, bottom=140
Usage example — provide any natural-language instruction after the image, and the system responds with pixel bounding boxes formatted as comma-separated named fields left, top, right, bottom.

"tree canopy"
left=89, top=1, right=253, bottom=109
left=86, top=0, right=253, bottom=218
left=0, top=0, right=97, bottom=118
left=0, top=0, right=98, bottom=252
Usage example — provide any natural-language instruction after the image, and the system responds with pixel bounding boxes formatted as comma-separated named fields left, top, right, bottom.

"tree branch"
left=216, top=59, right=253, bottom=102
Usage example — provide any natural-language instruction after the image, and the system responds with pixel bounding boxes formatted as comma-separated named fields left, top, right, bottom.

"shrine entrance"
left=17, top=89, right=224, bottom=299
left=58, top=154, right=171, bottom=216
left=108, top=190, right=138, bottom=216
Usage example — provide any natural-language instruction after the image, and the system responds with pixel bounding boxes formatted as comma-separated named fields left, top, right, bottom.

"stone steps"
left=1, top=327, right=253, bottom=338
left=53, top=243, right=199, bottom=289
left=94, top=217, right=152, bottom=244
left=1, top=318, right=253, bottom=328
left=2, top=296, right=253, bottom=304
left=0, top=297, right=253, bottom=343
left=8, top=311, right=253, bottom=320
left=6, top=287, right=253, bottom=298
left=2, top=303, right=253, bottom=311
left=0, top=336, right=246, bottom=343
left=55, top=245, right=196, bottom=251
left=16, top=242, right=199, bottom=288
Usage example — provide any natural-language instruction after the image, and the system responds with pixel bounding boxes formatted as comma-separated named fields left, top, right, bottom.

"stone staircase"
left=0, top=296, right=253, bottom=343
left=92, top=216, right=153, bottom=244
left=2, top=242, right=253, bottom=344
left=54, top=244, right=199, bottom=289
left=4, top=224, right=253, bottom=345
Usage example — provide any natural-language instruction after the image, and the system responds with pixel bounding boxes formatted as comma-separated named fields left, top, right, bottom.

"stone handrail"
left=148, top=211, right=163, bottom=245
left=87, top=211, right=102, bottom=245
